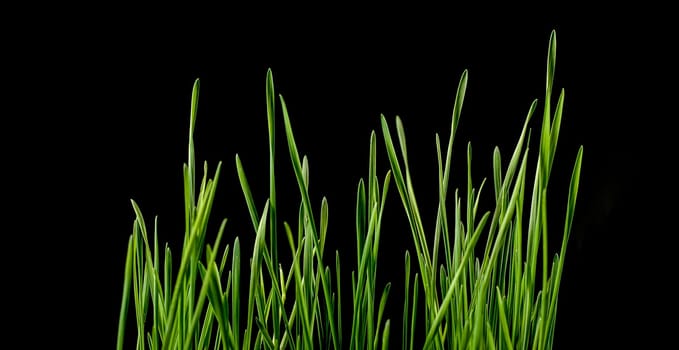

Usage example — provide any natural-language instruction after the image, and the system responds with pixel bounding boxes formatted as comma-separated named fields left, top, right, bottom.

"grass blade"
left=382, top=319, right=391, bottom=350
left=117, top=235, right=135, bottom=350
left=374, top=282, right=392, bottom=350
left=244, top=201, right=270, bottom=350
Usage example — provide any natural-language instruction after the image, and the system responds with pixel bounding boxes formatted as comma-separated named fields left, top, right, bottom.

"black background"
left=10, top=6, right=672, bottom=348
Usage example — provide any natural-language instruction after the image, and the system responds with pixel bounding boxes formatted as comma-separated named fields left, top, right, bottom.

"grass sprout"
left=117, top=30, right=582, bottom=349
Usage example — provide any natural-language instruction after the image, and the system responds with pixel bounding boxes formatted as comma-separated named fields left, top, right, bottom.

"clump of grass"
left=382, top=30, right=582, bottom=350
left=117, top=30, right=582, bottom=349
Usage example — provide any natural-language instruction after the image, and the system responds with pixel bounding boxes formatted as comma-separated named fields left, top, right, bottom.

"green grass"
left=117, top=30, right=582, bottom=349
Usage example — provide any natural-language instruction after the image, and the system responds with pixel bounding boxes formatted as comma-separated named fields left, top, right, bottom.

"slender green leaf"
left=117, top=235, right=135, bottom=350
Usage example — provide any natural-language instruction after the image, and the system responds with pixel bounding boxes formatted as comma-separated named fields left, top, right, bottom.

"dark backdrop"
left=11, top=6, right=671, bottom=348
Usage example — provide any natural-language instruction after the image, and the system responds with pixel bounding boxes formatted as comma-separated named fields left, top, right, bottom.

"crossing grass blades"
left=117, top=30, right=583, bottom=349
